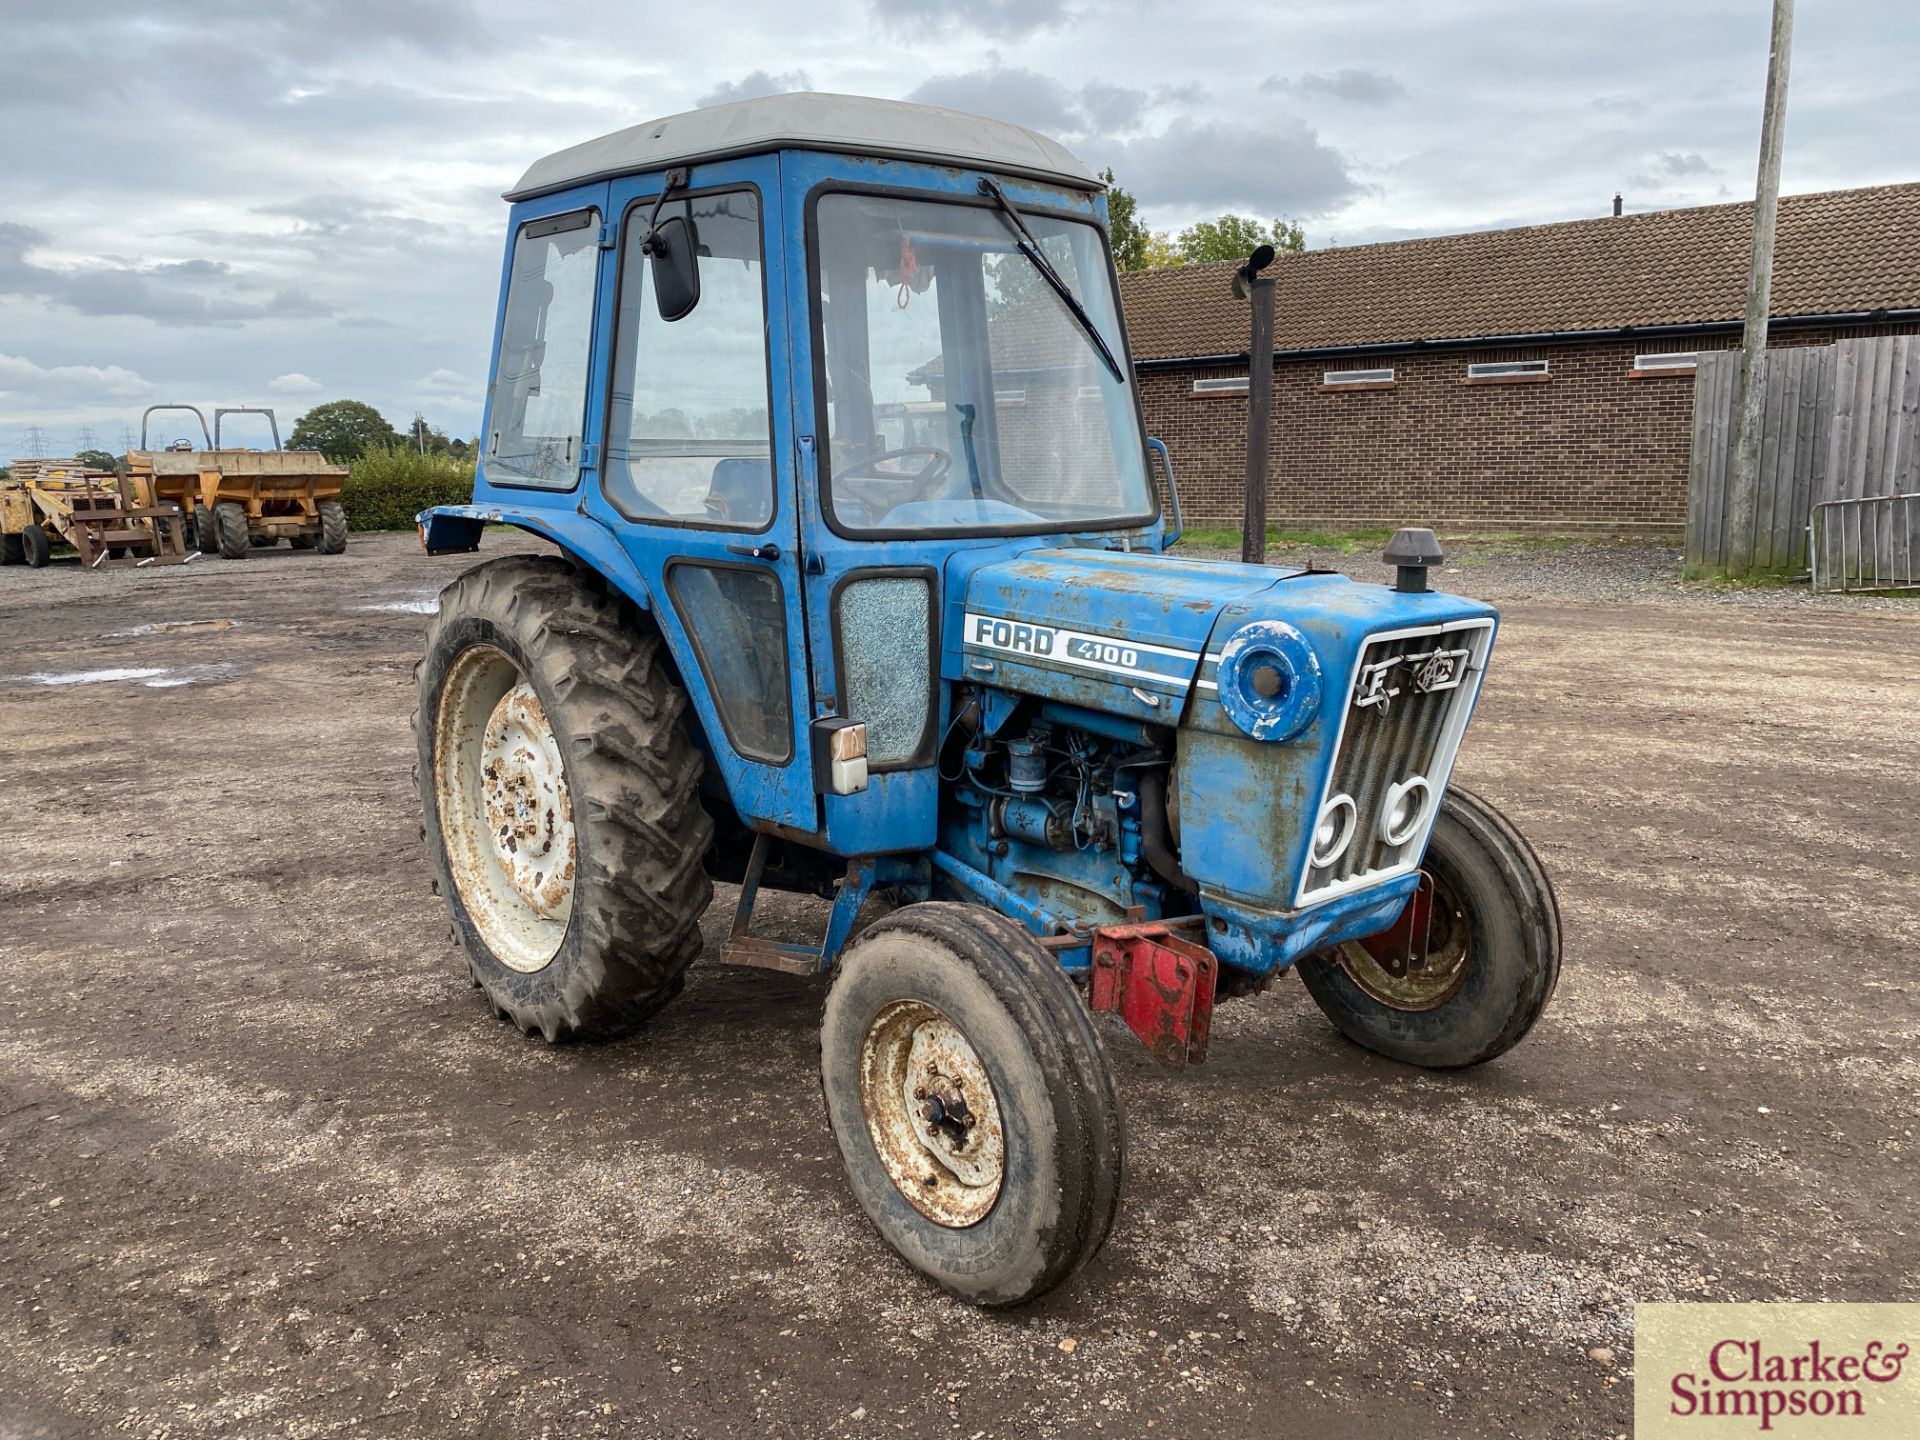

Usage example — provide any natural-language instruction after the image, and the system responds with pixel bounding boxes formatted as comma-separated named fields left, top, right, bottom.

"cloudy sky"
left=2, top=0, right=1912, bottom=454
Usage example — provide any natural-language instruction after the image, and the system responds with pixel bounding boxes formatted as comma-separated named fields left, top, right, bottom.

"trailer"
left=126, top=405, right=349, bottom=559
left=0, top=459, right=192, bottom=569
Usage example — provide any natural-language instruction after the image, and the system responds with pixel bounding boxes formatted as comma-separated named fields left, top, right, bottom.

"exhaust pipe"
left=1233, top=243, right=1278, bottom=565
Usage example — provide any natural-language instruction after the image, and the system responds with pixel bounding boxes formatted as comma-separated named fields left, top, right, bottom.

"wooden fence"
left=1686, top=335, right=1920, bottom=574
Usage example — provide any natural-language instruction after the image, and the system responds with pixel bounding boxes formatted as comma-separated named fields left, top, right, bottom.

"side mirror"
left=644, top=215, right=701, bottom=322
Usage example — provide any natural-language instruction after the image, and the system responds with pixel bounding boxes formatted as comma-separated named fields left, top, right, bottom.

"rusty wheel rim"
left=858, top=1000, right=1005, bottom=1228
left=1336, top=870, right=1472, bottom=1012
left=434, top=645, right=576, bottom=974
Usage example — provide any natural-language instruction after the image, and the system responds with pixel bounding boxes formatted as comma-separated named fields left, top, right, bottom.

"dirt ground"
left=2, top=531, right=1915, bottom=1439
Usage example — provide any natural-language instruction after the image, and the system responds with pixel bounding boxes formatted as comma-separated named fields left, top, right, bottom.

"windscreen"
left=815, top=192, right=1153, bottom=533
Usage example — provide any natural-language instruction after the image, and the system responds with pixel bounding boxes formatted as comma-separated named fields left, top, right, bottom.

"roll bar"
left=140, top=404, right=212, bottom=450
left=214, top=407, right=283, bottom=451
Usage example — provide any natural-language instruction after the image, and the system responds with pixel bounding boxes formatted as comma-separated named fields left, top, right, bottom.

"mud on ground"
left=1, top=532, right=1915, bottom=1439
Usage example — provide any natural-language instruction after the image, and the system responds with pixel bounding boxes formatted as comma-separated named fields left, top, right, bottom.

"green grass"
left=341, top=446, right=475, bottom=531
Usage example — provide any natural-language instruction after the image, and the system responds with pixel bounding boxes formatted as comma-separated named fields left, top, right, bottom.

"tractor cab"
left=422, top=95, right=1165, bottom=844
left=416, top=94, right=1559, bottom=1308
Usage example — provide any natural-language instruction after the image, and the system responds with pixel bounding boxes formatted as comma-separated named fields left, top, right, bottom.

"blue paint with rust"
left=424, top=137, right=1502, bottom=983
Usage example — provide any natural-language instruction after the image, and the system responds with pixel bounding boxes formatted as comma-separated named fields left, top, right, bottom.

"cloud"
left=869, top=0, right=1068, bottom=40
left=0, top=221, right=338, bottom=326
left=1101, top=117, right=1359, bottom=214
left=268, top=372, right=326, bottom=396
left=1262, top=68, right=1408, bottom=107
left=416, top=368, right=479, bottom=400
left=906, top=64, right=1148, bottom=136
left=696, top=70, right=813, bottom=109
left=0, top=353, right=155, bottom=401
left=1655, top=151, right=1715, bottom=177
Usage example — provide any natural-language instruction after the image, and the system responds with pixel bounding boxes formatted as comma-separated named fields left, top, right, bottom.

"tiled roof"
left=1116, top=182, right=1920, bottom=362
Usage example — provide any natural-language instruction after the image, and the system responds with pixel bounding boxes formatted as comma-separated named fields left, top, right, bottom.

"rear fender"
left=419, top=502, right=654, bottom=615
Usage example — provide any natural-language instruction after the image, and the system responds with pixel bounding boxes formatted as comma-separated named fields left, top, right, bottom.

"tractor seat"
left=704, top=457, right=773, bottom=527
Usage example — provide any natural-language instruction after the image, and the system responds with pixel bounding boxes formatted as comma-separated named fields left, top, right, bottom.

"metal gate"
left=1811, top=492, right=1920, bottom=593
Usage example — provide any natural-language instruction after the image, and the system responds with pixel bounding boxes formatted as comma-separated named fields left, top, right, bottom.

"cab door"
left=587, top=154, right=819, bottom=833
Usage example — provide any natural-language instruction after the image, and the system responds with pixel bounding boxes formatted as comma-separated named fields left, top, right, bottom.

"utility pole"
left=1233, top=243, right=1278, bottom=565
left=23, top=425, right=47, bottom=459
left=1725, top=0, right=1794, bottom=578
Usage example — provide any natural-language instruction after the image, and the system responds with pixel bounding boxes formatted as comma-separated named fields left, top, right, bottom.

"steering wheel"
left=832, top=446, right=952, bottom=518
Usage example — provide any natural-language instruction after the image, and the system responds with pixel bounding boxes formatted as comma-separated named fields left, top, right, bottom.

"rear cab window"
left=484, top=209, right=600, bottom=490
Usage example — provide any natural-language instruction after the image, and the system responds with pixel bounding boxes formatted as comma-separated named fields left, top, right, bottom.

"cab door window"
left=485, top=209, right=599, bottom=490
left=604, top=189, right=775, bottom=529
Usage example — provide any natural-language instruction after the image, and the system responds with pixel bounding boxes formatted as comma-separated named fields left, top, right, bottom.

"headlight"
left=1378, top=776, right=1432, bottom=847
left=1215, top=620, right=1322, bottom=742
left=1311, top=793, right=1357, bottom=867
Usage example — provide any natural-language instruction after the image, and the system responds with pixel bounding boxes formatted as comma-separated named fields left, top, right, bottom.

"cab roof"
left=504, top=91, right=1102, bottom=202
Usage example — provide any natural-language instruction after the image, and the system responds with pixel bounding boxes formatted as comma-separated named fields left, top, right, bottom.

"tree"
left=1104, top=168, right=1152, bottom=272
left=75, top=448, right=120, bottom=472
left=406, top=416, right=454, bottom=455
left=1173, top=215, right=1306, bottom=265
left=290, top=400, right=402, bottom=461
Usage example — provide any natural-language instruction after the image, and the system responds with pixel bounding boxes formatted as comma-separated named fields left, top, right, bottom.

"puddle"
left=353, top=599, right=439, bottom=614
left=107, top=618, right=240, bottom=637
left=16, top=663, right=239, bottom=689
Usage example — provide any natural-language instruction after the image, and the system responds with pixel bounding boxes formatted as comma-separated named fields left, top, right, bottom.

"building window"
left=1192, top=376, right=1250, bottom=395
left=1322, top=366, right=1396, bottom=389
left=1631, top=351, right=1698, bottom=377
left=1459, top=359, right=1551, bottom=385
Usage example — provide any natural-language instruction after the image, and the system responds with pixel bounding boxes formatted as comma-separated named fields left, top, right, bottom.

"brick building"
left=1118, top=183, right=1920, bottom=535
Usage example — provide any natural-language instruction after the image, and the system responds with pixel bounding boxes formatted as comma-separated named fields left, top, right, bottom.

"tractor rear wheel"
left=289, top=533, right=316, bottom=550
left=21, top=523, right=51, bottom=568
left=416, top=555, right=712, bottom=1041
left=192, top=508, right=219, bottom=555
left=214, top=503, right=250, bottom=559
left=316, top=501, right=347, bottom=554
left=821, top=903, right=1125, bottom=1306
left=1, top=531, right=24, bottom=565
left=1297, top=786, right=1560, bottom=1068
left=252, top=534, right=279, bottom=550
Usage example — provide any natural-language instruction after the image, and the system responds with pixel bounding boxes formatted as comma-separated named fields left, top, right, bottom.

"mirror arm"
left=639, top=167, right=690, bottom=254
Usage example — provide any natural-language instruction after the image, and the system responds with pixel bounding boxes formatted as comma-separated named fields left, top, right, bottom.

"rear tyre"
left=289, top=533, right=317, bottom=550
left=252, top=534, right=279, bottom=550
left=316, top=501, right=347, bottom=555
left=214, top=502, right=249, bottom=559
left=821, top=903, right=1125, bottom=1307
left=1297, top=786, right=1560, bottom=1069
left=415, top=554, right=713, bottom=1041
left=0, top=532, right=22, bottom=565
left=192, top=508, right=219, bottom=555
left=22, top=523, right=51, bottom=568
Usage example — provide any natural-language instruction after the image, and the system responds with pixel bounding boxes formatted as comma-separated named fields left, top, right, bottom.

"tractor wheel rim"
left=858, top=1000, right=1005, bottom=1228
left=1336, top=868, right=1472, bottom=1012
left=434, top=645, right=576, bottom=973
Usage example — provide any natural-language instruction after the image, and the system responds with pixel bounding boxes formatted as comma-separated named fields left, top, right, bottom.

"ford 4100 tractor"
left=414, top=93, right=1560, bottom=1306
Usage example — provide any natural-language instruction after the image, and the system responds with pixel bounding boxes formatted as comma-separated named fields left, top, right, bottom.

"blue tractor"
left=414, top=94, right=1560, bottom=1306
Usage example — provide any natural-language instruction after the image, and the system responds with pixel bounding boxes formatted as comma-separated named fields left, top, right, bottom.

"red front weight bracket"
left=1087, top=922, right=1218, bottom=1071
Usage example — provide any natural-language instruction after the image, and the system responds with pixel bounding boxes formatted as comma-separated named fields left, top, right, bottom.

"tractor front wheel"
left=821, top=903, right=1125, bottom=1306
left=214, top=503, right=250, bottom=559
left=316, top=501, right=347, bottom=554
left=21, top=523, right=51, bottom=568
left=1297, top=786, right=1560, bottom=1069
left=1, top=531, right=24, bottom=565
left=416, top=555, right=713, bottom=1041
left=192, top=508, right=219, bottom=555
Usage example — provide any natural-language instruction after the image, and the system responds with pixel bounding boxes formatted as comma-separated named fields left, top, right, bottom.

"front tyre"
left=821, top=903, right=1124, bottom=1307
left=415, top=555, right=713, bottom=1041
left=1297, top=786, right=1560, bottom=1068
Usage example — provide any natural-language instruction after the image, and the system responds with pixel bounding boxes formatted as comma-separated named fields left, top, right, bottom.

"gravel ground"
left=1, top=530, right=1915, bottom=1439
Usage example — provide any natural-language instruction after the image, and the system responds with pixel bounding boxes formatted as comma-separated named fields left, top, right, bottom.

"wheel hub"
left=859, top=1001, right=1005, bottom=1227
left=1337, top=869, right=1472, bottom=1011
left=479, top=682, right=575, bottom=919
left=434, top=646, right=576, bottom=974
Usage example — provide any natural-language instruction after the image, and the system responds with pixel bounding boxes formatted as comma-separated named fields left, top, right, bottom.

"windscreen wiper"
left=977, top=177, right=1125, bottom=384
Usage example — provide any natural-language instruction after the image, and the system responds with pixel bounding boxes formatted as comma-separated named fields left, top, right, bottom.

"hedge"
left=340, top=447, right=476, bottom=531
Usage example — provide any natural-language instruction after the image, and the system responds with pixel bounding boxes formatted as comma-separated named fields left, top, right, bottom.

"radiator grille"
left=1300, top=621, right=1491, bottom=902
